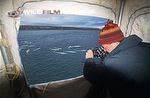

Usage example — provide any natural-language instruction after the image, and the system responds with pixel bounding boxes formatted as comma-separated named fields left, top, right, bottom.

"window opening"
left=18, top=13, right=108, bottom=84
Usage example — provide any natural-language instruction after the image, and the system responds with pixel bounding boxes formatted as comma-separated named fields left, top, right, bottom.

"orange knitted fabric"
left=99, top=20, right=124, bottom=44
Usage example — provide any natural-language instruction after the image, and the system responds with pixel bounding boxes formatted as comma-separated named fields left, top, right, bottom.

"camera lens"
left=92, top=47, right=107, bottom=59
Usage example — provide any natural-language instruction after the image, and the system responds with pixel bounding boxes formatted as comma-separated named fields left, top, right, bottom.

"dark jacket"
left=84, top=35, right=150, bottom=98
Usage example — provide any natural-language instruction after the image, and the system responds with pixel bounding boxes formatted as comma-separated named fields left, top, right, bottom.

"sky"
left=20, top=14, right=108, bottom=29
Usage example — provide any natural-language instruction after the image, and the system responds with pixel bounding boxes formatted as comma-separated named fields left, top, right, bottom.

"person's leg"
left=85, top=85, right=106, bottom=98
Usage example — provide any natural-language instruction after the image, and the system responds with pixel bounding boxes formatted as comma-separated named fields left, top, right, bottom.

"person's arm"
left=84, top=50, right=106, bottom=87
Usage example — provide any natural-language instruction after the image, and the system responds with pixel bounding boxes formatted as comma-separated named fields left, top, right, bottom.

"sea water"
left=18, top=29, right=100, bottom=84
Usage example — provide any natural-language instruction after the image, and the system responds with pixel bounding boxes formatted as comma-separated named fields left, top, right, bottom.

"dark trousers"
left=85, top=85, right=110, bottom=98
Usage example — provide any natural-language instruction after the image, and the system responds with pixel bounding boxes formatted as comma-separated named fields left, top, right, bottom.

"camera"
left=92, top=46, right=108, bottom=59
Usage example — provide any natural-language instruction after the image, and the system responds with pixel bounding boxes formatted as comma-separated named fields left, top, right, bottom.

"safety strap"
left=1, top=63, right=21, bottom=80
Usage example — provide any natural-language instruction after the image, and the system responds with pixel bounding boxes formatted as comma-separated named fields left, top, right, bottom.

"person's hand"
left=85, top=49, right=94, bottom=59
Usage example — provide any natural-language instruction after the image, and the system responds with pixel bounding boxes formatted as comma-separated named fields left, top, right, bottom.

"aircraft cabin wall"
left=120, top=0, right=150, bottom=42
left=0, top=0, right=150, bottom=98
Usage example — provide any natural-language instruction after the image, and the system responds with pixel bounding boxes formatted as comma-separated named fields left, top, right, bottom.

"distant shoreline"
left=20, top=25, right=100, bottom=30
